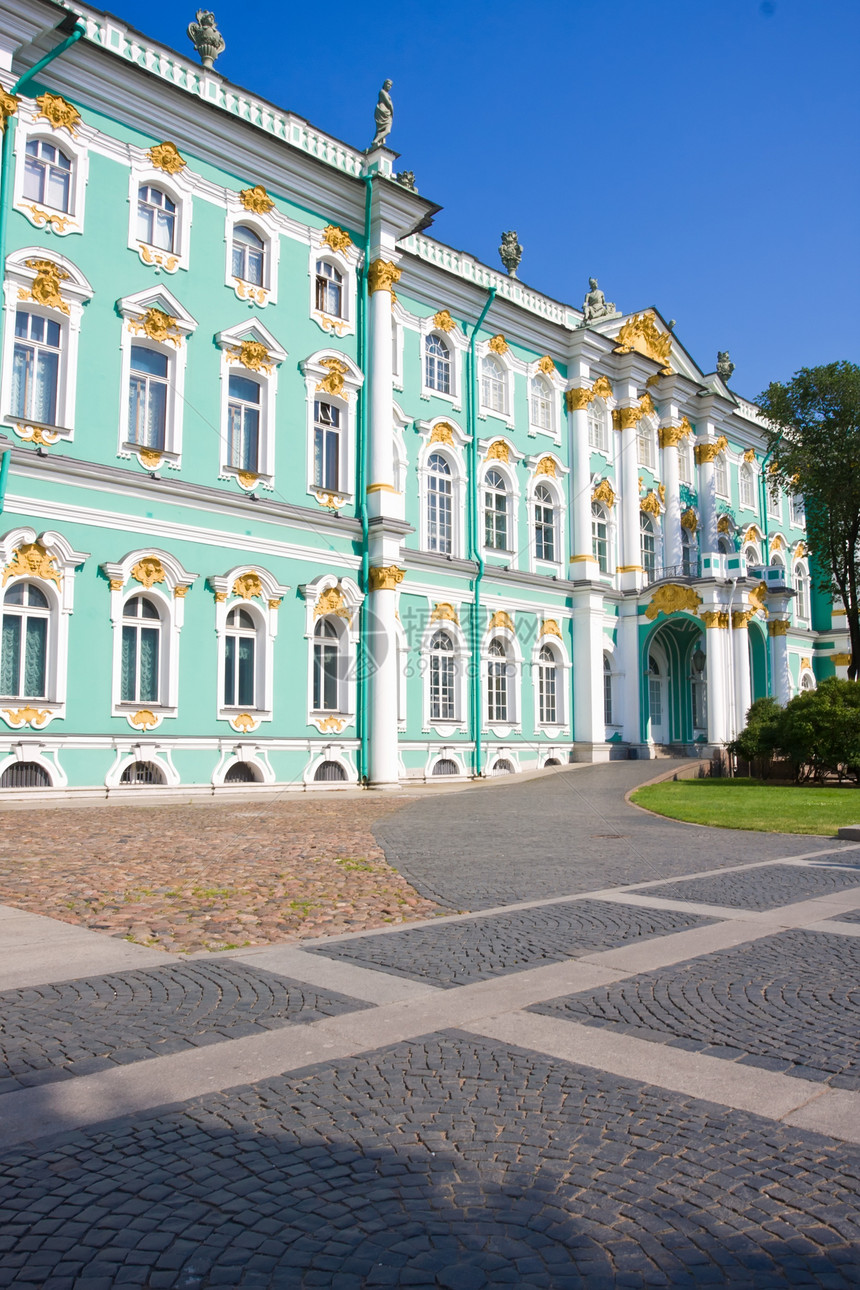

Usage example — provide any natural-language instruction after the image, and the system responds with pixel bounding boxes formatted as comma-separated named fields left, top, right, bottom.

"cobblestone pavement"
left=830, top=907, right=860, bottom=923
left=638, top=859, right=860, bottom=911
left=530, top=928, right=860, bottom=1090
left=0, top=962, right=368, bottom=1096
left=1, top=1035, right=858, bottom=1289
left=0, top=796, right=438, bottom=953
left=309, top=899, right=714, bottom=989
left=373, top=762, right=846, bottom=909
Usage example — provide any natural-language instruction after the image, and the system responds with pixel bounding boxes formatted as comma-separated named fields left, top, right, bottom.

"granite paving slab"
left=308, top=899, right=715, bottom=988
left=634, top=858, right=860, bottom=912
left=0, top=961, right=368, bottom=1096
left=0, top=1034, right=857, bottom=1287
left=530, top=928, right=860, bottom=1089
left=829, top=907, right=860, bottom=924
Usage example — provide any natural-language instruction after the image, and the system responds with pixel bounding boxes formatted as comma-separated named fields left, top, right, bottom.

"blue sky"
left=102, top=0, right=858, bottom=400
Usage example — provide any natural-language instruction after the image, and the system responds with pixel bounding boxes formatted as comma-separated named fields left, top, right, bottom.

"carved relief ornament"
left=231, top=713, right=258, bottom=733
left=717, top=515, right=732, bottom=534
left=644, top=584, right=702, bottom=621
left=488, top=334, right=508, bottom=355
left=239, top=184, right=275, bottom=214
left=367, top=259, right=401, bottom=294
left=592, top=479, right=615, bottom=507
left=14, top=423, right=60, bottom=448
left=3, top=543, right=61, bottom=588
left=430, top=602, right=459, bottom=625
left=743, top=448, right=756, bottom=463
left=35, top=92, right=80, bottom=135
left=232, top=573, right=263, bottom=600
left=429, top=422, right=454, bottom=445
left=832, top=652, right=852, bottom=667
left=0, top=90, right=18, bottom=131
left=314, top=586, right=351, bottom=621
left=368, top=565, right=406, bottom=592
left=612, top=406, right=643, bottom=432
left=641, top=490, right=662, bottom=517
left=680, top=507, right=698, bottom=533
left=537, top=355, right=556, bottom=374
left=131, top=556, right=166, bottom=589
left=19, top=259, right=70, bottom=314
left=322, top=224, right=352, bottom=254
left=129, top=709, right=158, bottom=731
left=2, top=705, right=50, bottom=728
left=489, top=610, right=514, bottom=632
left=748, top=582, right=769, bottom=617
left=228, top=339, right=272, bottom=373
left=147, top=142, right=186, bottom=174
left=485, top=440, right=510, bottom=464
left=613, top=311, right=672, bottom=371
left=433, top=309, right=456, bottom=332
left=535, top=456, right=556, bottom=477
left=768, top=619, right=790, bottom=637
left=315, top=357, right=350, bottom=397
left=732, top=609, right=755, bottom=629
left=540, top=619, right=561, bottom=638
left=566, top=375, right=612, bottom=411
left=129, top=308, right=183, bottom=347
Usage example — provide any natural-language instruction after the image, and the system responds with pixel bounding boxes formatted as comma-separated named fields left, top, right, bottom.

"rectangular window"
left=714, top=455, right=729, bottom=498
left=767, top=483, right=781, bottom=519
left=539, top=667, right=557, bottom=725
left=588, top=413, right=608, bottom=453
left=637, top=429, right=654, bottom=469
left=128, top=345, right=168, bottom=450
left=12, top=311, right=60, bottom=424
left=227, top=374, right=260, bottom=473
left=603, top=670, right=612, bottom=725
left=313, top=400, right=340, bottom=491
left=430, top=655, right=455, bottom=721
left=224, top=635, right=255, bottom=707
left=121, top=624, right=159, bottom=703
left=678, top=441, right=693, bottom=485
left=488, top=664, right=508, bottom=722
left=313, top=640, right=339, bottom=710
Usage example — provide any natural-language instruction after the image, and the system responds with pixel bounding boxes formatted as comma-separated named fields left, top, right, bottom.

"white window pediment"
left=225, top=193, right=281, bottom=307
left=300, top=351, right=364, bottom=506
left=13, top=102, right=90, bottom=237
left=116, top=287, right=197, bottom=472
left=215, top=322, right=287, bottom=491
left=308, top=227, right=359, bottom=338
left=127, top=149, right=194, bottom=273
left=208, top=565, right=289, bottom=732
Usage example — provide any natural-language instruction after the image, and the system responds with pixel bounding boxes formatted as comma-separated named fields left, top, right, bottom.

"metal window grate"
left=120, top=760, right=165, bottom=786
left=224, top=761, right=258, bottom=784
left=491, top=759, right=514, bottom=775
left=432, top=759, right=458, bottom=776
left=0, top=762, right=51, bottom=788
left=314, top=760, right=346, bottom=782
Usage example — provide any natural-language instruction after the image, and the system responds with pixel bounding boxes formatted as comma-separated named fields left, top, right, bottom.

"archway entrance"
left=643, top=616, right=707, bottom=746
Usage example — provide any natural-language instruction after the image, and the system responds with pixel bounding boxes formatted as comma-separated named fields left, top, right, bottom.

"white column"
left=732, top=614, right=752, bottom=734
left=566, top=390, right=597, bottom=575
left=660, top=425, right=682, bottom=570
left=618, top=605, right=642, bottom=749
left=704, top=613, right=728, bottom=745
left=570, top=588, right=609, bottom=758
left=367, top=259, right=398, bottom=519
left=617, top=407, right=642, bottom=591
left=367, top=564, right=403, bottom=787
left=769, top=620, right=792, bottom=705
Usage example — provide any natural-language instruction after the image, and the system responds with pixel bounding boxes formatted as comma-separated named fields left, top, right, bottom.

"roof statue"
left=187, top=10, right=225, bottom=70
left=582, top=277, right=616, bottom=324
left=370, top=80, right=394, bottom=149
left=717, top=350, right=735, bottom=383
left=499, top=231, right=522, bottom=278
left=395, top=170, right=417, bottom=191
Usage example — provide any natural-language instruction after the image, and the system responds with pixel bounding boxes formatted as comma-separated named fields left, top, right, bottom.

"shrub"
left=730, top=679, right=860, bottom=783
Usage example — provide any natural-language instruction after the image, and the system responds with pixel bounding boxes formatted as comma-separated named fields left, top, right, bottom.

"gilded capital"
left=832, top=652, right=852, bottom=667
left=702, top=610, right=729, bottom=629
left=368, top=564, right=406, bottom=591
left=732, top=610, right=754, bottom=629
left=768, top=619, right=790, bottom=637
left=566, top=387, right=593, bottom=412
left=612, top=406, right=641, bottom=432
left=659, top=424, right=683, bottom=448
left=0, top=90, right=18, bottom=131
left=367, top=259, right=401, bottom=294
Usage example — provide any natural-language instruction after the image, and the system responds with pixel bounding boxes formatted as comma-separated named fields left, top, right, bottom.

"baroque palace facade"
left=0, top=0, right=848, bottom=793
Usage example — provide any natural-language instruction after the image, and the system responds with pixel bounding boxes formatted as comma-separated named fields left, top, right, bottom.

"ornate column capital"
left=768, top=619, right=790, bottom=637
left=566, top=387, right=594, bottom=412
left=368, top=565, right=406, bottom=591
left=732, top=610, right=754, bottom=629
left=367, top=259, right=402, bottom=294
left=0, top=90, right=18, bottom=131
left=702, top=610, right=729, bottom=629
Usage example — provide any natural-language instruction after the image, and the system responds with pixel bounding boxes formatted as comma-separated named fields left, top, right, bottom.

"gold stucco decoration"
left=231, top=713, right=258, bottom=733
left=0, top=90, right=18, bottom=131
left=321, top=224, right=352, bottom=254
left=612, top=406, right=641, bottom=432
left=800, top=657, right=812, bottom=671
left=681, top=507, right=698, bottom=533
left=717, top=515, right=732, bottom=534
left=641, top=490, right=661, bottom=517
left=226, top=339, right=272, bottom=373
left=592, top=479, right=615, bottom=508
left=14, top=423, right=60, bottom=447
left=314, top=586, right=351, bottom=621
left=701, top=610, right=729, bottom=629
left=3, top=543, right=61, bottom=588
left=430, top=602, right=460, bottom=625
left=138, top=448, right=163, bottom=468
left=613, top=312, right=673, bottom=371
left=748, top=582, right=769, bottom=618
left=35, top=92, right=80, bottom=136
left=368, top=565, right=406, bottom=592
left=429, top=422, right=454, bottom=445
left=644, top=584, right=702, bottom=621
left=768, top=619, right=790, bottom=637
left=173, top=586, right=189, bottom=599
left=22, top=205, right=74, bottom=233
left=131, top=556, right=166, bottom=589
left=535, top=456, right=556, bottom=478
left=108, top=579, right=124, bottom=592
left=367, top=259, right=401, bottom=294
left=316, top=357, right=350, bottom=398
left=695, top=435, right=728, bottom=465
left=129, top=308, right=182, bottom=347
left=540, top=619, right=561, bottom=638
left=314, top=489, right=346, bottom=510
left=770, top=534, right=785, bottom=551
left=485, top=440, right=510, bottom=464
left=743, top=448, right=756, bottom=462
left=129, top=709, right=158, bottom=731
left=433, top=309, right=456, bottom=332
left=232, top=573, right=263, bottom=600
left=2, top=705, right=50, bottom=728
left=268, top=598, right=282, bottom=610
left=658, top=483, right=666, bottom=505
left=236, top=471, right=258, bottom=489
left=316, top=715, right=346, bottom=733
left=592, top=375, right=613, bottom=400
left=19, top=259, right=70, bottom=315
left=239, top=184, right=275, bottom=214
left=732, top=610, right=754, bottom=629
left=566, top=388, right=592, bottom=412
left=488, top=334, right=509, bottom=355
left=794, top=542, right=807, bottom=558
left=139, top=245, right=179, bottom=272
left=489, top=610, right=515, bottom=632
left=537, top=355, right=556, bottom=374
left=832, top=653, right=852, bottom=667
left=147, top=142, right=186, bottom=174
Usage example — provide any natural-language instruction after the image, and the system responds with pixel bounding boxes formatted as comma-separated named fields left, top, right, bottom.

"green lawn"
left=630, top=777, right=860, bottom=835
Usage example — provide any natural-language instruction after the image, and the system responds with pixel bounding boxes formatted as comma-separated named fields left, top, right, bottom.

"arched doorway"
left=643, top=616, right=707, bottom=746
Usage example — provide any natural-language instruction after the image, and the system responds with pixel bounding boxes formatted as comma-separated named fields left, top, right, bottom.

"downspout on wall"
left=466, top=288, right=495, bottom=778
left=356, top=173, right=373, bottom=782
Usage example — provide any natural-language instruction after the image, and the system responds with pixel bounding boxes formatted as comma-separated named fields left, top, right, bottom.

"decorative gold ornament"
left=138, top=447, right=163, bottom=468
left=139, top=245, right=179, bottom=272
left=214, top=591, right=228, bottom=603
left=659, top=424, right=682, bottom=448
left=537, top=355, right=556, bottom=374
left=315, top=586, right=351, bottom=621
left=233, top=279, right=268, bottom=306
left=800, top=657, right=812, bottom=671
left=226, top=339, right=272, bottom=373
left=749, top=582, right=769, bottom=618
left=658, top=483, right=666, bottom=505
left=131, top=556, right=166, bottom=589
left=35, top=92, right=80, bottom=136
left=231, top=713, right=258, bottom=733
left=681, top=507, right=698, bottom=533
left=313, top=489, right=346, bottom=510
left=232, top=573, right=263, bottom=600
left=173, top=585, right=189, bottom=599
left=770, top=534, right=785, bottom=551
left=592, top=479, right=615, bottom=507
left=129, top=709, right=158, bottom=731
left=639, top=392, right=655, bottom=417
left=315, top=356, right=350, bottom=397
left=316, top=715, right=346, bottom=733
left=19, top=259, right=69, bottom=314
left=489, top=610, right=514, bottom=632
left=645, top=372, right=662, bottom=389
left=701, top=610, right=729, bottom=629
left=432, top=309, right=456, bottom=332
left=368, top=565, right=406, bottom=592
left=732, top=610, right=754, bottom=629
left=566, top=387, right=593, bottom=412
left=2, top=705, right=50, bottom=728
left=794, top=541, right=807, bottom=558
left=430, top=602, right=460, bottom=625
left=612, top=406, right=641, bottom=432
left=613, top=311, right=673, bottom=371
left=3, top=543, right=61, bottom=588
left=639, top=476, right=644, bottom=492
left=147, top=142, right=186, bottom=173
left=832, top=652, right=852, bottom=667
left=367, top=259, right=401, bottom=294
left=239, top=184, right=275, bottom=214
left=540, top=619, right=561, bottom=638
left=641, top=490, right=661, bottom=517
left=0, top=90, right=18, bottom=131
left=129, top=308, right=182, bottom=347
left=644, top=584, right=702, bottom=621
left=321, top=224, right=352, bottom=253
left=535, top=456, right=556, bottom=477
left=695, top=435, right=728, bottom=465
left=236, top=471, right=258, bottom=489
left=109, top=579, right=124, bottom=592
left=743, top=448, right=756, bottom=463
left=768, top=619, right=790, bottom=637
left=21, top=205, right=74, bottom=233
left=592, top=375, right=613, bottom=400
left=14, top=422, right=60, bottom=447
left=488, top=334, right=509, bottom=355
left=429, top=422, right=454, bottom=445
left=485, top=440, right=510, bottom=463
left=717, top=515, right=732, bottom=534
left=268, top=598, right=282, bottom=610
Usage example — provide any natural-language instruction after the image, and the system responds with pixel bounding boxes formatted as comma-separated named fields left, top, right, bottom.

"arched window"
left=1, top=583, right=49, bottom=699
left=429, top=630, right=455, bottom=721
left=120, top=760, right=165, bottom=786
left=227, top=374, right=261, bottom=473
left=315, top=759, right=347, bottom=781
left=681, top=526, right=698, bottom=577
left=484, top=469, right=509, bottom=551
left=717, top=534, right=733, bottom=555
left=315, top=261, right=342, bottom=317
left=432, top=758, right=458, bottom=776
left=487, top=637, right=509, bottom=722
left=128, top=345, right=168, bottom=450
left=537, top=644, right=558, bottom=725
left=224, top=761, right=260, bottom=783
left=744, top=543, right=760, bottom=567
left=481, top=355, right=506, bottom=414
left=691, top=645, right=707, bottom=730
left=121, top=596, right=161, bottom=704
left=739, top=463, right=755, bottom=509
left=12, top=311, right=61, bottom=425
left=427, top=452, right=452, bottom=554
left=648, top=656, right=663, bottom=731
left=530, top=376, right=553, bottom=431
left=23, top=139, right=72, bottom=213
left=640, top=512, right=657, bottom=580
left=714, top=452, right=728, bottom=498
left=0, top=761, right=51, bottom=789
left=800, top=672, right=815, bottom=692
left=313, top=400, right=340, bottom=490
left=534, top=483, right=556, bottom=562
left=232, top=225, right=265, bottom=286
left=770, top=550, right=785, bottom=571
left=313, top=618, right=340, bottom=711
left=224, top=606, right=256, bottom=708
left=794, top=566, right=809, bottom=622
left=603, top=653, right=613, bottom=726
left=592, top=503, right=610, bottom=574
left=137, top=185, right=176, bottom=252
left=425, top=334, right=451, bottom=394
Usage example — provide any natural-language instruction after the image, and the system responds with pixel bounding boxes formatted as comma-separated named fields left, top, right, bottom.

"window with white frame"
left=121, top=595, right=161, bottom=704
left=484, top=469, right=509, bottom=551
left=313, top=617, right=342, bottom=711
left=530, top=376, right=553, bottom=432
left=534, top=483, right=556, bottom=562
left=744, top=543, right=761, bottom=566
left=137, top=185, right=176, bottom=253
left=429, top=630, right=456, bottom=721
left=223, top=606, right=257, bottom=708
left=232, top=225, right=265, bottom=287
left=588, top=404, right=609, bottom=453
left=481, top=355, right=507, bottom=415
left=12, top=311, right=61, bottom=425
left=487, top=638, right=510, bottom=722
left=714, top=452, right=729, bottom=498
left=794, top=566, right=810, bottom=622
left=315, top=261, right=343, bottom=318
left=739, top=462, right=755, bottom=509
left=592, top=503, right=610, bottom=574
left=425, top=334, right=451, bottom=394
left=216, top=324, right=286, bottom=487
left=314, top=400, right=341, bottom=491
left=718, top=534, right=734, bottom=555
left=767, top=480, right=781, bottom=520
left=14, top=124, right=89, bottom=236
left=678, top=436, right=693, bottom=485
left=681, top=526, right=698, bottom=577
left=537, top=643, right=558, bottom=725
left=24, top=139, right=72, bottom=213
left=637, top=423, right=655, bottom=469
left=117, top=287, right=197, bottom=466
left=640, top=512, right=657, bottom=579
left=789, top=493, right=805, bottom=525
left=227, top=374, right=261, bottom=473
left=427, top=452, right=453, bottom=553
left=128, top=344, right=169, bottom=451
left=301, top=353, right=363, bottom=501
left=603, top=653, right=613, bottom=726
left=1, top=582, right=50, bottom=699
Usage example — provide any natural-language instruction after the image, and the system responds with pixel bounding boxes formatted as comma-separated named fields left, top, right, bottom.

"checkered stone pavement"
left=1, top=1034, right=858, bottom=1288
left=829, top=907, right=860, bottom=924
left=530, top=928, right=860, bottom=1088
left=308, top=899, right=714, bottom=988
left=634, top=859, right=860, bottom=911
left=0, top=961, right=368, bottom=1095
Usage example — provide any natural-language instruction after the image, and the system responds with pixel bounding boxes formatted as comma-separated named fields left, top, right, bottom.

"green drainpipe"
left=356, top=173, right=373, bottom=781
left=466, top=287, right=496, bottom=778
left=757, top=432, right=783, bottom=699
left=0, top=444, right=10, bottom=513
left=0, top=20, right=86, bottom=365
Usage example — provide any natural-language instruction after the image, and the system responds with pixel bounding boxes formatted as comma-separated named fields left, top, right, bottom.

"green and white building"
left=0, top=0, right=848, bottom=794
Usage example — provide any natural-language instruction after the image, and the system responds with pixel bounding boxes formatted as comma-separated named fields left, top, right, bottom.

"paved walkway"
left=2, top=764, right=860, bottom=1287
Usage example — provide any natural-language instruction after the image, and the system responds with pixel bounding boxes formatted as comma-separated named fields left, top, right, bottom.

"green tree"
left=728, top=696, right=782, bottom=778
left=757, top=362, right=860, bottom=679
